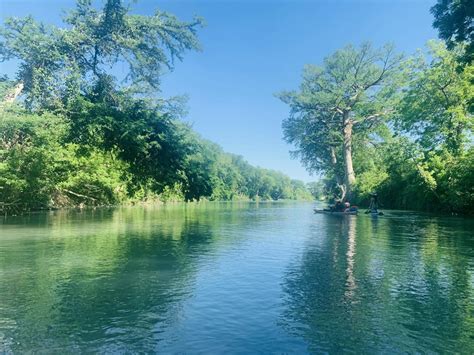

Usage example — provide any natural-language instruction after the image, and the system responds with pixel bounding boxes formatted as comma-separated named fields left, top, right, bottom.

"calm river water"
left=1, top=202, right=473, bottom=353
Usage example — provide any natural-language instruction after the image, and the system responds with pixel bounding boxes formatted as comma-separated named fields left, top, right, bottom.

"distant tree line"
left=0, top=0, right=312, bottom=214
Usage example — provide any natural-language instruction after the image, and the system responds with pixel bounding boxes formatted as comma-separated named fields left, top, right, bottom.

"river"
left=1, top=202, right=473, bottom=353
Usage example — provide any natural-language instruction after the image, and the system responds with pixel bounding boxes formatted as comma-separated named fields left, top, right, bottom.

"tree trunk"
left=330, top=145, right=346, bottom=200
left=3, top=82, right=24, bottom=103
left=343, top=112, right=356, bottom=199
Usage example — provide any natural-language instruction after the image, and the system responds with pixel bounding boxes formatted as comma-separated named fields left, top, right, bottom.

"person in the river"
left=334, top=200, right=344, bottom=212
left=369, top=193, right=379, bottom=212
left=344, top=201, right=351, bottom=212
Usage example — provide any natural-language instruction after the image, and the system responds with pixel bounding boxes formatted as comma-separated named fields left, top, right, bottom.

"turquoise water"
left=1, top=202, right=473, bottom=353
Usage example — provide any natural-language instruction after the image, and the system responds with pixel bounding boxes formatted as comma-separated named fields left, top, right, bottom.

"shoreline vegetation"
left=0, top=105, right=314, bottom=215
left=0, top=0, right=313, bottom=216
left=0, top=0, right=473, bottom=216
left=0, top=199, right=313, bottom=219
left=278, top=17, right=473, bottom=214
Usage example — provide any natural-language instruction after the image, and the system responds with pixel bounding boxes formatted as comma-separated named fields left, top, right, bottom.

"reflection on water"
left=345, top=217, right=357, bottom=299
left=1, top=203, right=474, bottom=353
left=281, top=212, right=474, bottom=353
left=0, top=205, right=218, bottom=352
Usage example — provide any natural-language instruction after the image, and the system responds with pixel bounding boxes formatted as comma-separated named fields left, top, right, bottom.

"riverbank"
left=0, top=107, right=313, bottom=216
left=1, top=196, right=315, bottom=217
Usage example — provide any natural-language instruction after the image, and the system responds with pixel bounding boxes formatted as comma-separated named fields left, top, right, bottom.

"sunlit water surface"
left=1, top=202, right=474, bottom=353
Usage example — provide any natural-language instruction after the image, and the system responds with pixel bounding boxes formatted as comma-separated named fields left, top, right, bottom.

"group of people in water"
left=327, top=193, right=379, bottom=214
left=331, top=200, right=355, bottom=213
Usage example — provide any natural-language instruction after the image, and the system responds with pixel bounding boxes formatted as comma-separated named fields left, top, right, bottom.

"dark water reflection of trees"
left=280, top=213, right=474, bottom=353
left=0, top=204, right=248, bottom=352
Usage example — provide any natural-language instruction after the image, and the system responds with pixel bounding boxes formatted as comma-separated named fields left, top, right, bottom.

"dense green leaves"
left=281, top=40, right=473, bottom=213
left=0, top=107, right=130, bottom=212
left=0, top=0, right=204, bottom=109
left=359, top=50, right=473, bottom=213
left=0, top=1, right=311, bottom=214
left=431, top=0, right=474, bottom=62
left=397, top=42, right=472, bottom=153
left=66, top=95, right=193, bottom=190
left=279, top=43, right=403, bottom=199
left=0, top=105, right=312, bottom=214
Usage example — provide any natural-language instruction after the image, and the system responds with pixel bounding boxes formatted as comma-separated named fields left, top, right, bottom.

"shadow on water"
left=280, top=212, right=474, bottom=353
left=0, top=203, right=253, bottom=353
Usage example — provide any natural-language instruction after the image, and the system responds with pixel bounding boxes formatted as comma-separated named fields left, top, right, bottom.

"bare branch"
left=353, top=109, right=394, bottom=125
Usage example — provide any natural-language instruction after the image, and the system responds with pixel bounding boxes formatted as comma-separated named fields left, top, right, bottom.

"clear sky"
left=0, top=0, right=437, bottom=182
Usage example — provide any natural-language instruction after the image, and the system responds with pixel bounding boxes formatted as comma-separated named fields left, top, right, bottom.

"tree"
left=278, top=43, right=403, bottom=199
left=346, top=42, right=474, bottom=213
left=397, top=41, right=473, bottom=153
left=66, top=95, right=196, bottom=192
left=307, top=181, right=325, bottom=200
left=0, top=0, right=314, bottom=214
left=0, top=0, right=204, bottom=110
left=0, top=0, right=205, bottom=198
left=431, top=0, right=474, bottom=62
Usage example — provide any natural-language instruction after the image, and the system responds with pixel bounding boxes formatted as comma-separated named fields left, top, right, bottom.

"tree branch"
left=61, top=189, right=97, bottom=201
left=353, top=109, right=394, bottom=125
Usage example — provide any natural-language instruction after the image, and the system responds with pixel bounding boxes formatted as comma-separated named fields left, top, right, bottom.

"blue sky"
left=0, top=0, right=437, bottom=182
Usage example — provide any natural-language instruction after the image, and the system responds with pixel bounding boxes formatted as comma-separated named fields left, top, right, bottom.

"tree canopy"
left=431, top=0, right=474, bottom=62
left=278, top=42, right=403, bottom=199
left=279, top=39, right=473, bottom=213
left=0, top=0, right=312, bottom=214
left=397, top=41, right=473, bottom=153
left=0, top=0, right=204, bottom=110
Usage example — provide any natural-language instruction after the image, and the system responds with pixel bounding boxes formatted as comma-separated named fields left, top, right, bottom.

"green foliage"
left=431, top=0, right=474, bottom=62
left=279, top=42, right=403, bottom=199
left=397, top=41, right=472, bottom=153
left=281, top=40, right=473, bottom=214
left=0, top=76, right=13, bottom=99
left=437, top=148, right=474, bottom=214
left=0, top=105, right=312, bottom=214
left=180, top=136, right=313, bottom=202
left=56, top=146, right=130, bottom=206
left=0, top=108, right=130, bottom=213
left=0, top=0, right=311, bottom=214
left=360, top=138, right=439, bottom=211
left=66, top=94, right=194, bottom=192
left=0, top=0, right=204, bottom=110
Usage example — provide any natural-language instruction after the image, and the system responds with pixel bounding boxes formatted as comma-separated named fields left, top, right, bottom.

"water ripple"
left=0, top=203, right=473, bottom=353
